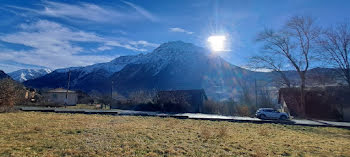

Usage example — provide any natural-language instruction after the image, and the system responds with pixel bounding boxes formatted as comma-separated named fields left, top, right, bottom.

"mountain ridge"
left=24, top=41, right=254, bottom=99
left=9, top=69, right=52, bottom=82
left=23, top=41, right=341, bottom=99
left=0, top=70, right=10, bottom=80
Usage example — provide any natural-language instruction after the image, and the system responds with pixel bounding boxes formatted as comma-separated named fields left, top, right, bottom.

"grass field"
left=66, top=104, right=105, bottom=110
left=0, top=112, right=350, bottom=157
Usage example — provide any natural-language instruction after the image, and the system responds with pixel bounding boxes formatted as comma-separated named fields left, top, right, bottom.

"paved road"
left=19, top=107, right=350, bottom=129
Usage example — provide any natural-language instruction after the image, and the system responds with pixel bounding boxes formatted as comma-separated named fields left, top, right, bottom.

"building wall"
left=343, top=107, right=350, bottom=122
left=281, top=99, right=291, bottom=116
left=280, top=87, right=350, bottom=121
left=44, top=92, right=78, bottom=105
left=305, top=92, right=337, bottom=120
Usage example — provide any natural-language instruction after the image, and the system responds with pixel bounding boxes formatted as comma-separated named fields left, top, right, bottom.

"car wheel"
left=260, top=114, right=266, bottom=119
left=280, top=115, right=287, bottom=120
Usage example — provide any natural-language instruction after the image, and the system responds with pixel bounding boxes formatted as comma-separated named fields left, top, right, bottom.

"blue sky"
left=0, top=0, right=349, bottom=72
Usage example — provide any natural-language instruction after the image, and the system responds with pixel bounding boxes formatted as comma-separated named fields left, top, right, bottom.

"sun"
left=207, top=35, right=226, bottom=52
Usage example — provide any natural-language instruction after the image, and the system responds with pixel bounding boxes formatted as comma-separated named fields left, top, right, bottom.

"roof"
left=47, top=88, right=76, bottom=93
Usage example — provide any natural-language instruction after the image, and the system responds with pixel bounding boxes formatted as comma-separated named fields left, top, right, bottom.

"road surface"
left=19, top=106, right=350, bottom=129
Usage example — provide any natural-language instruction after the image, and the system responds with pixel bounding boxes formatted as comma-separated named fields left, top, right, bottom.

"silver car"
left=256, top=108, right=289, bottom=120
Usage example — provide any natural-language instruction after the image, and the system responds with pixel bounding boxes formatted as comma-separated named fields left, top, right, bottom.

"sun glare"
left=207, top=35, right=226, bottom=52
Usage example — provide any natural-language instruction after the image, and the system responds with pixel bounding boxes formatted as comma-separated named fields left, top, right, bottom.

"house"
left=24, top=88, right=37, bottom=102
left=155, top=89, right=208, bottom=113
left=43, top=88, right=78, bottom=106
left=278, top=86, right=350, bottom=121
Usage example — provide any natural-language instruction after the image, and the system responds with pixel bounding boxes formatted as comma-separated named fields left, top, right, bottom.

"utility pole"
left=110, top=81, right=114, bottom=110
left=65, top=69, right=71, bottom=108
left=111, top=81, right=114, bottom=98
left=255, top=78, right=258, bottom=108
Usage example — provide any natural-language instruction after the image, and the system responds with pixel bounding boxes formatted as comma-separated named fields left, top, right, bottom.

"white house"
left=43, top=88, right=78, bottom=106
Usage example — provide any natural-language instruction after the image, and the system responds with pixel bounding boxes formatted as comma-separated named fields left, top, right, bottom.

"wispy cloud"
left=104, top=41, right=147, bottom=52
left=0, top=20, right=158, bottom=70
left=96, top=46, right=113, bottom=51
left=169, top=27, right=194, bottom=35
left=0, top=61, right=48, bottom=73
left=5, top=1, right=158, bottom=23
left=41, top=1, right=132, bottom=23
left=122, top=1, right=158, bottom=22
left=129, top=40, right=160, bottom=48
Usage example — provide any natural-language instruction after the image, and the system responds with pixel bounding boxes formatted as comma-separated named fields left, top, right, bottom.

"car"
left=256, top=108, right=289, bottom=120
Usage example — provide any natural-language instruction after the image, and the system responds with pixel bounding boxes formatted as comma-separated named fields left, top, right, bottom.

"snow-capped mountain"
left=9, top=69, right=52, bottom=82
left=23, top=41, right=344, bottom=100
left=24, top=41, right=265, bottom=99
left=110, top=41, right=255, bottom=97
left=53, top=41, right=208, bottom=78
left=55, top=55, right=141, bottom=77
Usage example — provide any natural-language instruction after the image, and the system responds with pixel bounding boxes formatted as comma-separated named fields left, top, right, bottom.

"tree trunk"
left=281, top=73, right=291, bottom=88
left=346, top=68, right=350, bottom=88
left=300, top=74, right=306, bottom=117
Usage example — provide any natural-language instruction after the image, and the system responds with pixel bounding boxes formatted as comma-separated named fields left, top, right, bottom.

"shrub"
left=0, top=78, right=26, bottom=112
left=203, top=100, right=220, bottom=114
left=154, top=91, right=192, bottom=113
left=235, top=105, right=251, bottom=117
left=106, top=90, right=157, bottom=111
left=203, top=99, right=236, bottom=116
left=128, top=90, right=155, bottom=105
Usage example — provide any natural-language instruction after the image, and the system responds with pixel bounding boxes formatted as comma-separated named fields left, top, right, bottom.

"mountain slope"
left=110, top=41, right=259, bottom=99
left=24, top=55, right=143, bottom=93
left=0, top=70, right=10, bottom=80
left=24, top=41, right=265, bottom=99
left=9, top=69, right=52, bottom=82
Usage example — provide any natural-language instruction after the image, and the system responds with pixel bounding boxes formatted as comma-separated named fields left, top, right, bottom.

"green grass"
left=0, top=112, right=350, bottom=157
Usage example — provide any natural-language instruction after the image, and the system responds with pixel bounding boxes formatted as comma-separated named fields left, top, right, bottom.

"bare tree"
left=319, top=23, right=350, bottom=87
left=249, top=55, right=291, bottom=87
left=237, top=79, right=255, bottom=106
left=128, top=90, right=156, bottom=104
left=0, top=78, right=26, bottom=112
left=253, top=16, right=320, bottom=116
left=306, top=68, right=337, bottom=86
left=257, top=84, right=275, bottom=108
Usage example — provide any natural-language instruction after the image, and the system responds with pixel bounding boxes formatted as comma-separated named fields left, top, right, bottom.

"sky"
left=0, top=0, right=349, bottom=73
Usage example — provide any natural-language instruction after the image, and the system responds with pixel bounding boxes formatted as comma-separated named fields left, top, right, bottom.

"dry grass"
left=0, top=112, right=350, bottom=157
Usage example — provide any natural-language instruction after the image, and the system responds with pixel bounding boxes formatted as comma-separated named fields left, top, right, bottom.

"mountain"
left=0, top=70, right=10, bottom=80
left=24, top=54, right=144, bottom=92
left=23, top=41, right=269, bottom=99
left=9, top=69, right=52, bottom=82
left=110, top=41, right=262, bottom=98
left=23, top=41, right=346, bottom=100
